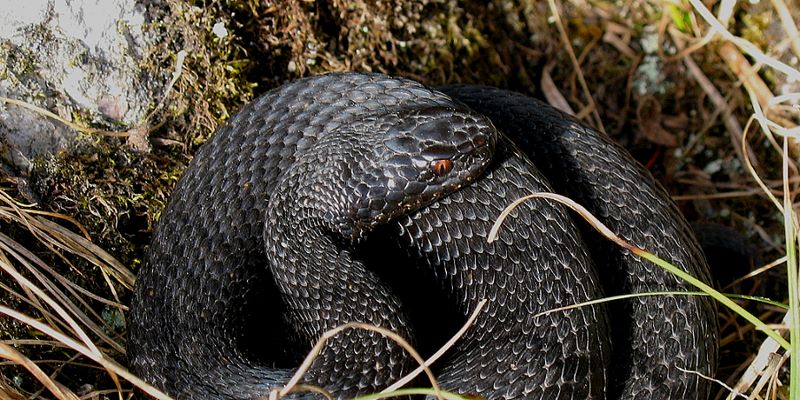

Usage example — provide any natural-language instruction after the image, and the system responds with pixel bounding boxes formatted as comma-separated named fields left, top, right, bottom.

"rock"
left=0, top=0, right=157, bottom=173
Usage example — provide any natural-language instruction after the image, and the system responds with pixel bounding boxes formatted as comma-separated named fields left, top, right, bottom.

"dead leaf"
left=636, top=95, right=678, bottom=147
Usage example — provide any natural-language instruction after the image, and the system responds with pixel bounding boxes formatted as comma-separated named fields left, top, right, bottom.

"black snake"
left=128, top=73, right=718, bottom=399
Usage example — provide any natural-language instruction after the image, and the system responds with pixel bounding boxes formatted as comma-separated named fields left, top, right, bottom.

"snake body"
left=128, top=73, right=718, bottom=399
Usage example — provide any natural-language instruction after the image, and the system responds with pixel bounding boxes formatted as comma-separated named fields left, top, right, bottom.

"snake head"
left=347, top=106, right=497, bottom=238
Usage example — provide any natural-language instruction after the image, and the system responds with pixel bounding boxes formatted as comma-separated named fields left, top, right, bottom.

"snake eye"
left=432, top=159, right=453, bottom=177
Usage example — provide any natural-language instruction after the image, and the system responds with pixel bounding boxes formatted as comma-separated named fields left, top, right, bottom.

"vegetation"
left=1, top=0, right=798, bottom=398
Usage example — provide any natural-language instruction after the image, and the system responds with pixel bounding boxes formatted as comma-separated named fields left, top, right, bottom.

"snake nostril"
left=474, top=147, right=491, bottom=161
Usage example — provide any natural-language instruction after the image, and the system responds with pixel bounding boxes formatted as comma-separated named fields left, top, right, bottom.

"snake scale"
left=128, top=73, right=718, bottom=399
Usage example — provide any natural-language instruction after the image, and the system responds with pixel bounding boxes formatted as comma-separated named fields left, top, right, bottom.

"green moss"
left=740, top=12, right=771, bottom=50
left=29, top=138, right=184, bottom=268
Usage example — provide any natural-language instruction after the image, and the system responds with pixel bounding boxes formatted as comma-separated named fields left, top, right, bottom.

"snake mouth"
left=350, top=107, right=497, bottom=238
left=351, top=133, right=494, bottom=239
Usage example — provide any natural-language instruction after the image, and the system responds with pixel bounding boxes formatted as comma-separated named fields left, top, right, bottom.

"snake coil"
left=129, top=73, right=718, bottom=400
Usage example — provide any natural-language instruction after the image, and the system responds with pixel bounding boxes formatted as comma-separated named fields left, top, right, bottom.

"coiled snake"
left=128, top=73, right=718, bottom=399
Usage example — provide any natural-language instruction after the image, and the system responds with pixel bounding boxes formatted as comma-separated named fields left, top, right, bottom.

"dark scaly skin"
left=263, top=107, right=494, bottom=393
left=390, top=136, right=612, bottom=399
left=440, top=85, right=718, bottom=399
left=128, top=73, right=496, bottom=399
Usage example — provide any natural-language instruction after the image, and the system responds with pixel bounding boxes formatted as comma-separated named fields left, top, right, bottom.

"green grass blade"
left=490, top=192, right=791, bottom=351
left=781, top=136, right=798, bottom=400
left=533, top=291, right=788, bottom=319
left=638, top=251, right=790, bottom=350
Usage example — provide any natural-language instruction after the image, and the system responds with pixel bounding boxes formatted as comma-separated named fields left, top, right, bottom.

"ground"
left=1, top=0, right=798, bottom=398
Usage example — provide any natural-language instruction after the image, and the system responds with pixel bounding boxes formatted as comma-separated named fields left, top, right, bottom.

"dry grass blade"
left=671, top=190, right=764, bottom=201
left=146, top=50, right=186, bottom=121
left=355, top=388, right=469, bottom=400
left=0, top=48, right=185, bottom=146
left=677, top=37, right=753, bottom=166
left=0, top=305, right=171, bottom=400
left=547, top=0, right=605, bottom=134
left=270, top=300, right=487, bottom=400
left=751, top=351, right=787, bottom=398
left=541, top=62, right=576, bottom=116
left=0, top=342, right=79, bottom=400
left=677, top=366, right=747, bottom=399
left=722, top=256, right=787, bottom=291
left=0, top=189, right=135, bottom=290
left=0, top=241, right=100, bottom=356
left=489, top=192, right=617, bottom=244
left=687, top=0, right=800, bottom=82
left=0, top=186, right=158, bottom=397
left=271, top=384, right=333, bottom=400
left=381, top=299, right=488, bottom=393
left=0, top=233, right=127, bottom=355
left=10, top=209, right=90, bottom=240
left=0, top=96, right=128, bottom=138
left=0, top=381, right=26, bottom=400
left=769, top=0, right=800, bottom=60
left=36, top=217, right=135, bottom=291
left=727, top=314, right=788, bottom=399
left=276, top=321, right=444, bottom=400
left=602, top=22, right=637, bottom=60
left=741, top=117, right=784, bottom=213
left=718, top=43, right=776, bottom=114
